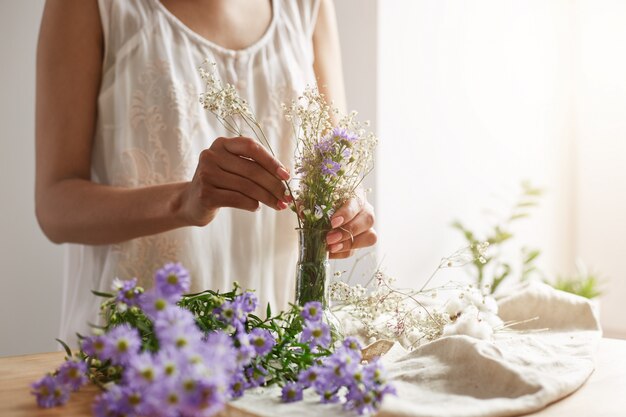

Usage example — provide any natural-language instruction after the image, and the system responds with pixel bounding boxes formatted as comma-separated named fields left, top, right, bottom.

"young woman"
left=36, top=0, right=376, bottom=342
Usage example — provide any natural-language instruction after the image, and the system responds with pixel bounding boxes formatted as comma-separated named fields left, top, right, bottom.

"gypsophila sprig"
left=330, top=244, right=505, bottom=351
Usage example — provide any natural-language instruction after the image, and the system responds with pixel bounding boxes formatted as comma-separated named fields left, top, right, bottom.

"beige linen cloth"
left=227, top=282, right=601, bottom=417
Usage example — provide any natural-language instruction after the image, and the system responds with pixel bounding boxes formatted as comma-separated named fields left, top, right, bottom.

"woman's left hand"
left=326, top=192, right=377, bottom=259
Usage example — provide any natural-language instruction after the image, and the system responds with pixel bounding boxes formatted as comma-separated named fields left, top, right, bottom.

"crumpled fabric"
left=227, top=282, right=601, bottom=417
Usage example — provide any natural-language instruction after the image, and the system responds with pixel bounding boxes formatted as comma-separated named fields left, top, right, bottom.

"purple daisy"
left=57, top=359, right=88, bottom=391
left=101, top=324, right=141, bottom=365
left=330, top=126, right=359, bottom=144
left=245, top=364, right=268, bottom=388
left=300, top=320, right=331, bottom=350
left=139, top=289, right=172, bottom=320
left=31, top=374, right=70, bottom=408
left=248, top=328, right=275, bottom=356
left=81, top=335, right=109, bottom=360
left=321, top=158, right=341, bottom=176
left=301, top=301, right=323, bottom=322
left=155, top=262, right=191, bottom=300
left=281, top=382, right=303, bottom=403
left=238, top=291, right=258, bottom=313
left=112, top=277, right=143, bottom=307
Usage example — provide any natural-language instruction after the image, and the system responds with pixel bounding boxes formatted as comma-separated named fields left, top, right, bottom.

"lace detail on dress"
left=111, top=59, right=202, bottom=283
left=113, top=60, right=197, bottom=187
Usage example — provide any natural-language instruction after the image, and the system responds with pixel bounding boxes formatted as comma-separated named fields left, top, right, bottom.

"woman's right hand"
left=180, top=136, right=292, bottom=226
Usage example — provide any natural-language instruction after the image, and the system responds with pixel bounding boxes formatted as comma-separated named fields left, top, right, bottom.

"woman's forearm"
left=36, top=179, right=192, bottom=245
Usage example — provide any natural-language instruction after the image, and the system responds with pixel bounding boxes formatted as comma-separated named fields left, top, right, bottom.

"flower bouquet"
left=199, top=63, right=377, bottom=323
left=32, top=263, right=395, bottom=416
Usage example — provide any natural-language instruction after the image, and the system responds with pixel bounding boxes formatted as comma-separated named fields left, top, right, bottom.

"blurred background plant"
left=452, top=182, right=604, bottom=299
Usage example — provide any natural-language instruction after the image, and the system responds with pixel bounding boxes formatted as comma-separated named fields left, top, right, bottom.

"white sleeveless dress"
left=60, top=0, right=320, bottom=343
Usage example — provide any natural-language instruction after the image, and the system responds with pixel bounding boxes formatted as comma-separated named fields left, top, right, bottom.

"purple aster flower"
left=213, top=299, right=246, bottom=327
left=316, top=386, right=341, bottom=404
left=297, top=365, right=323, bottom=388
left=139, top=288, right=172, bottom=320
left=123, top=351, right=161, bottom=387
left=180, top=378, right=225, bottom=417
left=202, top=331, right=237, bottom=370
left=323, top=347, right=360, bottom=386
left=248, top=328, right=275, bottom=356
left=149, top=378, right=184, bottom=417
left=330, top=127, right=359, bottom=144
left=57, top=359, right=88, bottom=391
left=101, top=324, right=141, bottom=365
left=31, top=374, right=70, bottom=408
left=301, top=301, right=323, bottom=322
left=93, top=386, right=127, bottom=417
left=245, top=364, right=268, bottom=388
left=363, top=358, right=388, bottom=386
left=300, top=320, right=331, bottom=350
left=160, top=324, right=203, bottom=351
left=342, top=336, right=363, bottom=352
left=229, top=371, right=246, bottom=399
left=321, top=158, right=341, bottom=176
left=118, top=386, right=154, bottom=417
left=233, top=332, right=255, bottom=366
left=345, top=385, right=377, bottom=415
left=112, top=277, right=143, bottom=307
left=155, top=262, right=190, bottom=300
left=281, top=382, right=303, bottom=403
left=153, top=306, right=197, bottom=337
left=238, top=291, right=258, bottom=313
left=81, top=335, right=109, bottom=360
left=315, top=138, right=335, bottom=154
left=154, top=347, right=183, bottom=380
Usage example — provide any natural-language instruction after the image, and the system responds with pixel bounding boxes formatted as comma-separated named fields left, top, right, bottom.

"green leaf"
left=508, top=213, right=530, bottom=221
left=55, top=338, right=73, bottom=358
left=266, top=302, right=272, bottom=318
left=524, top=248, right=541, bottom=263
left=91, top=290, right=114, bottom=298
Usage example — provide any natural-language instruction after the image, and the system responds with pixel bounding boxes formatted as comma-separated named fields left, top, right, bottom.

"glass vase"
left=295, top=228, right=342, bottom=336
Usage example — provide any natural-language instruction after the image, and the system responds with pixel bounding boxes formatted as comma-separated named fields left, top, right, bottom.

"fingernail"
left=326, top=231, right=342, bottom=245
left=277, top=201, right=288, bottom=210
left=329, top=243, right=343, bottom=253
left=277, top=166, right=290, bottom=180
left=331, top=216, right=344, bottom=229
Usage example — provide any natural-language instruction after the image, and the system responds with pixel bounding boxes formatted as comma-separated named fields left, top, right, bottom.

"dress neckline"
left=153, top=0, right=278, bottom=56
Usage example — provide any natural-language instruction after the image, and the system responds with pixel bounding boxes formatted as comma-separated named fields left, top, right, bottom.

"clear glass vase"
left=295, top=228, right=342, bottom=336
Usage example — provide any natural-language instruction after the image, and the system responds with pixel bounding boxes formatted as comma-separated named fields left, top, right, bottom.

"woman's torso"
left=60, top=0, right=320, bottom=342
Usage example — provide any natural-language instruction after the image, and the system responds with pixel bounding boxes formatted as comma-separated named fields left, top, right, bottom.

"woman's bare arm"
left=35, top=0, right=289, bottom=245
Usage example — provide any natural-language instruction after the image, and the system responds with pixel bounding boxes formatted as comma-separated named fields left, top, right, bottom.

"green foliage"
left=452, top=182, right=605, bottom=299
left=551, top=265, right=603, bottom=299
left=81, top=286, right=329, bottom=388
left=452, top=181, right=543, bottom=294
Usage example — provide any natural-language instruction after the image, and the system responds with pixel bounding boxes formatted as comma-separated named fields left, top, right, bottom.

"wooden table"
left=1, top=338, right=625, bottom=417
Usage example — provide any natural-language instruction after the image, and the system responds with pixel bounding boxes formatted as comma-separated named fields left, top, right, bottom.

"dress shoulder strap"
left=280, top=0, right=321, bottom=39
left=97, top=0, right=155, bottom=71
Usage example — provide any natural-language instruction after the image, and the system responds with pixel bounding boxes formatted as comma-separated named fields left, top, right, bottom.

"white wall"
left=575, top=0, right=626, bottom=337
left=376, top=0, right=576, bottom=287
left=0, top=0, right=63, bottom=357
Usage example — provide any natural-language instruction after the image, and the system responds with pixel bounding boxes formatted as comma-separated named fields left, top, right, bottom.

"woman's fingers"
left=326, top=203, right=375, bottom=247
left=220, top=136, right=290, bottom=181
left=205, top=188, right=260, bottom=212
left=199, top=137, right=291, bottom=211
left=212, top=169, right=286, bottom=210
left=217, top=151, right=290, bottom=204
left=328, top=228, right=377, bottom=254
left=328, top=195, right=363, bottom=230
